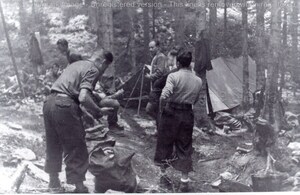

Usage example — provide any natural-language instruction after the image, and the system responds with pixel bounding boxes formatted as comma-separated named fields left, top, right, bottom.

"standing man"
left=145, top=40, right=167, bottom=120
left=43, top=49, right=113, bottom=193
left=57, top=38, right=83, bottom=65
left=154, top=51, right=202, bottom=192
left=148, top=47, right=181, bottom=120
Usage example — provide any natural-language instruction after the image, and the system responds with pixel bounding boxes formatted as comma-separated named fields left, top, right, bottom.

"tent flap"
left=206, top=56, right=256, bottom=112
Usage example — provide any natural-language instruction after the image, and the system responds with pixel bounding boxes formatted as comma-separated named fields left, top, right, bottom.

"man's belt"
left=168, top=102, right=192, bottom=110
left=50, top=90, right=79, bottom=104
left=51, top=90, right=69, bottom=97
left=54, top=93, right=69, bottom=98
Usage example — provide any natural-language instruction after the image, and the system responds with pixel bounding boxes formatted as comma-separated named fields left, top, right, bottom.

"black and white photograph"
left=0, top=0, right=299, bottom=193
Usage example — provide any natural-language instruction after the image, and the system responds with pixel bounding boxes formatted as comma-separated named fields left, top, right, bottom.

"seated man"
left=93, top=87, right=124, bottom=131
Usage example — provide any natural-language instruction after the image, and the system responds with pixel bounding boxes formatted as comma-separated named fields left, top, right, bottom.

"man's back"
left=51, top=60, right=100, bottom=99
left=162, top=69, right=202, bottom=105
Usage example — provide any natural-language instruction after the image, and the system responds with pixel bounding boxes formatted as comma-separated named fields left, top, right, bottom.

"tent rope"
left=137, top=66, right=145, bottom=116
left=120, top=66, right=144, bottom=116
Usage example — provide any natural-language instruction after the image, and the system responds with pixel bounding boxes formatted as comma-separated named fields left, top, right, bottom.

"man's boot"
left=179, top=172, right=191, bottom=192
left=108, top=123, right=124, bottom=131
left=179, top=178, right=190, bottom=192
left=48, top=173, right=63, bottom=192
left=74, top=182, right=88, bottom=193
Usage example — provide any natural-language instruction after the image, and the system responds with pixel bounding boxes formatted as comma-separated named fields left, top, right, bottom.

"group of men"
left=145, top=40, right=203, bottom=191
left=43, top=38, right=203, bottom=192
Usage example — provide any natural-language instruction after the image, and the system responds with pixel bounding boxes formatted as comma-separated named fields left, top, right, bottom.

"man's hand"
left=79, top=89, right=107, bottom=120
left=159, top=98, right=166, bottom=114
left=106, top=89, right=124, bottom=99
left=82, top=113, right=95, bottom=126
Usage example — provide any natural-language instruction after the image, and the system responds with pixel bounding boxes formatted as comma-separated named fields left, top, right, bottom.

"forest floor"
left=0, top=90, right=300, bottom=193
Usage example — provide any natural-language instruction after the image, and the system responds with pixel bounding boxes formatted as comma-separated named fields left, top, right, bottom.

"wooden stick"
left=264, top=147, right=277, bottom=175
left=137, top=66, right=145, bottom=116
left=0, top=1, right=26, bottom=98
left=8, top=162, right=28, bottom=193
left=26, top=161, right=49, bottom=183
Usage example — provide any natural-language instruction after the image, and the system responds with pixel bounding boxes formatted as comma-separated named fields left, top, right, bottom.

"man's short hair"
left=57, top=38, right=68, bottom=47
left=103, top=50, right=113, bottom=63
left=177, top=51, right=192, bottom=68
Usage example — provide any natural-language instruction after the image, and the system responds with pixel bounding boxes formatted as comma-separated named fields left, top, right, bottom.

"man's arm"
left=79, top=88, right=103, bottom=119
left=106, top=89, right=124, bottom=100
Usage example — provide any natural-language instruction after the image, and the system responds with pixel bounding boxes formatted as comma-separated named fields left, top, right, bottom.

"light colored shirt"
left=161, top=68, right=202, bottom=105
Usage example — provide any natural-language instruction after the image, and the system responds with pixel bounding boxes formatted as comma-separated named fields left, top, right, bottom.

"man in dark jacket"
left=148, top=47, right=181, bottom=123
left=145, top=40, right=167, bottom=119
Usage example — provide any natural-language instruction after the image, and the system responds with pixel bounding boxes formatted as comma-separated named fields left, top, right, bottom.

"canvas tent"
left=206, top=56, right=257, bottom=113
left=119, top=67, right=151, bottom=108
left=119, top=56, right=257, bottom=112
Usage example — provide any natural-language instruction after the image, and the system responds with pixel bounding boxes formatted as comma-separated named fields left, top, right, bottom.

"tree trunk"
left=242, top=0, right=250, bottom=109
left=194, top=0, right=215, bottom=131
left=97, top=0, right=114, bottom=81
left=209, top=0, right=217, bottom=57
left=279, top=6, right=288, bottom=97
left=128, top=7, right=136, bottom=72
left=261, top=0, right=281, bottom=132
left=224, top=0, right=227, bottom=44
left=86, top=0, right=98, bottom=33
left=291, top=0, right=299, bottom=85
left=195, top=0, right=207, bottom=39
left=97, top=1, right=113, bottom=50
left=19, top=0, right=27, bottom=35
left=0, top=1, right=26, bottom=98
left=32, top=0, right=36, bottom=30
left=255, top=0, right=266, bottom=90
left=174, top=0, right=185, bottom=46
left=151, top=0, right=156, bottom=39
left=143, top=0, right=150, bottom=63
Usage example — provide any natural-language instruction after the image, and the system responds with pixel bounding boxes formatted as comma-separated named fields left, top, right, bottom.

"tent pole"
left=137, top=66, right=145, bottom=116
